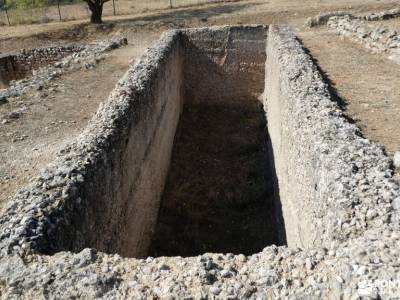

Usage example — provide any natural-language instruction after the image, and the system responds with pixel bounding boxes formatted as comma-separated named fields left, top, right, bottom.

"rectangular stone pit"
left=40, top=25, right=288, bottom=258
left=3, top=25, right=394, bottom=262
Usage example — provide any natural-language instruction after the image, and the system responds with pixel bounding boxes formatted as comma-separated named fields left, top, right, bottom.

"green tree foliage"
left=1, top=0, right=108, bottom=24
left=5, top=0, right=78, bottom=9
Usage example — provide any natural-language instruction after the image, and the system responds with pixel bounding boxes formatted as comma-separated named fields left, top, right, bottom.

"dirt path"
left=0, top=38, right=156, bottom=212
left=298, top=28, right=400, bottom=159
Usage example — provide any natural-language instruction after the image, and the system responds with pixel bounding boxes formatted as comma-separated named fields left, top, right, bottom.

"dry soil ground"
left=0, top=0, right=399, bottom=211
left=298, top=28, right=400, bottom=156
left=0, top=33, right=157, bottom=211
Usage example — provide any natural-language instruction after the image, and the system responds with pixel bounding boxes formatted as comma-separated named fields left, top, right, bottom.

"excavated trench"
left=31, top=26, right=288, bottom=259
left=149, top=98, right=283, bottom=257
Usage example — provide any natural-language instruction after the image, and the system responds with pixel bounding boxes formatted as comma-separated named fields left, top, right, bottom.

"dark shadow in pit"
left=149, top=98, right=286, bottom=257
left=0, top=55, right=26, bottom=89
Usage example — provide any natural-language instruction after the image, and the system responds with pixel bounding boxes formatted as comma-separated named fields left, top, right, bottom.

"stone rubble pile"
left=363, top=8, right=400, bottom=21
left=13, top=45, right=84, bottom=70
left=327, top=16, right=400, bottom=63
left=0, top=234, right=399, bottom=299
left=305, top=8, right=400, bottom=27
left=305, top=11, right=353, bottom=27
left=0, top=37, right=128, bottom=103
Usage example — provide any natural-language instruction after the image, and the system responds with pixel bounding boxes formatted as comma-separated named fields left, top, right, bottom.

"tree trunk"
left=90, top=5, right=102, bottom=23
left=57, top=0, right=62, bottom=22
left=4, top=0, right=11, bottom=26
left=87, top=0, right=103, bottom=24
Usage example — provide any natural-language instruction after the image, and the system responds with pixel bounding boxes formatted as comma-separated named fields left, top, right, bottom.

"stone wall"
left=0, top=54, right=15, bottom=89
left=13, top=32, right=184, bottom=258
left=0, top=45, right=82, bottom=89
left=182, top=25, right=267, bottom=103
left=327, top=16, right=400, bottom=63
left=265, top=25, right=399, bottom=249
left=0, top=38, right=127, bottom=102
left=305, top=8, right=400, bottom=27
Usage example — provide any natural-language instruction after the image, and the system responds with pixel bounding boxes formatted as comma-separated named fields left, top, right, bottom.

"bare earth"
left=298, top=28, right=400, bottom=156
left=1, top=0, right=400, bottom=210
left=0, top=36, right=156, bottom=211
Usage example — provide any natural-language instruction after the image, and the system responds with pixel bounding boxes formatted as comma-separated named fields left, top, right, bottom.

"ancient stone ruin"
left=0, top=25, right=399, bottom=299
left=0, top=37, right=127, bottom=102
left=305, top=9, right=400, bottom=64
left=0, top=46, right=83, bottom=89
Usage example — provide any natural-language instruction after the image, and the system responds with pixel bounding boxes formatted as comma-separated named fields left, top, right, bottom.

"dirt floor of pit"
left=149, top=99, right=284, bottom=257
left=298, top=28, right=400, bottom=160
left=0, top=37, right=156, bottom=212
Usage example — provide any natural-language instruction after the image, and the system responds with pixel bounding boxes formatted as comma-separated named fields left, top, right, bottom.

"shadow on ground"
left=128, top=2, right=259, bottom=22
